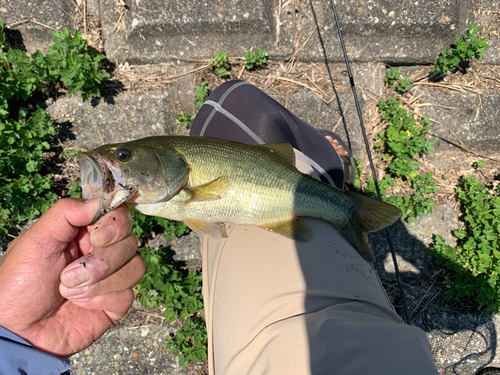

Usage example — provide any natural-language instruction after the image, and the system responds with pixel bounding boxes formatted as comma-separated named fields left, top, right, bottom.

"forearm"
left=0, top=326, right=72, bottom=375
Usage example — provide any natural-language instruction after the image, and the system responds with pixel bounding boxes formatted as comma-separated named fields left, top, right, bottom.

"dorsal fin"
left=259, top=143, right=295, bottom=165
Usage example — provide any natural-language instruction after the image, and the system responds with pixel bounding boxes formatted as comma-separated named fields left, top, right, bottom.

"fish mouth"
left=79, top=152, right=137, bottom=223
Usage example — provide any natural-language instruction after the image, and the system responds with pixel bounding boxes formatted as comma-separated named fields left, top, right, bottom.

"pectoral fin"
left=184, top=219, right=228, bottom=239
left=261, top=218, right=312, bottom=241
left=185, top=177, right=228, bottom=203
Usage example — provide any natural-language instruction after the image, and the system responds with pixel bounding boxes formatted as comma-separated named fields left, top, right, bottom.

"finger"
left=60, top=254, right=145, bottom=300
left=24, top=198, right=101, bottom=255
left=69, top=289, right=135, bottom=323
left=60, top=232, right=138, bottom=288
left=89, top=204, right=134, bottom=248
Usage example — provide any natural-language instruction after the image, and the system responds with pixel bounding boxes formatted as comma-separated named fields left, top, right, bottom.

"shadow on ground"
left=370, top=220, right=497, bottom=374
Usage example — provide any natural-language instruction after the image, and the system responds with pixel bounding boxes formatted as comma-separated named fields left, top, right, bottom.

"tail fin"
left=340, top=191, right=402, bottom=262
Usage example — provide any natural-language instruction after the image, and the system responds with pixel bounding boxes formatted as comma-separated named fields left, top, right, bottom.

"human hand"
left=0, top=198, right=145, bottom=357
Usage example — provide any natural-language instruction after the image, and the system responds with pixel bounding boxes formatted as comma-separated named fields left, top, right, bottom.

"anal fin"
left=184, top=219, right=228, bottom=239
left=261, top=218, right=312, bottom=241
left=259, top=143, right=295, bottom=165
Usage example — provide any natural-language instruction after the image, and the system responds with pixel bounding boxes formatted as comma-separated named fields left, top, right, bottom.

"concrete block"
left=271, top=0, right=476, bottom=64
left=100, top=0, right=275, bottom=64
left=46, top=90, right=186, bottom=150
left=0, top=0, right=76, bottom=54
left=416, top=88, right=500, bottom=169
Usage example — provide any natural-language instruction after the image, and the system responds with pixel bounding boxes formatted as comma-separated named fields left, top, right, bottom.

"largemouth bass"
left=79, top=136, right=401, bottom=262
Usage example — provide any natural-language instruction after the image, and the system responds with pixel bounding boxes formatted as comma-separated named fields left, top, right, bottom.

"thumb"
left=28, top=198, right=101, bottom=249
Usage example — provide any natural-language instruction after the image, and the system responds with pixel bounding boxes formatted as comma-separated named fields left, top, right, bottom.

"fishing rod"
left=308, top=0, right=412, bottom=325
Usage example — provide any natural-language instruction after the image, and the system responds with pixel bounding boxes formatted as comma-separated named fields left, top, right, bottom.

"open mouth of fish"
left=79, top=152, right=137, bottom=223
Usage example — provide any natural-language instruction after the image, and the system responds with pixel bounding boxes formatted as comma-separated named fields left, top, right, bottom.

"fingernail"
left=61, top=264, right=90, bottom=288
left=91, top=225, right=116, bottom=247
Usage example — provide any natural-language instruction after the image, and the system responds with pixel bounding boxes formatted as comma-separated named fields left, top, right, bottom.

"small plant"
left=384, top=69, right=400, bottom=85
left=433, top=25, right=490, bottom=76
left=175, top=82, right=209, bottom=130
left=244, top=48, right=267, bottom=70
left=209, top=51, right=231, bottom=77
left=473, top=159, right=486, bottom=169
left=0, top=21, right=5, bottom=50
left=194, top=81, right=209, bottom=109
left=175, top=113, right=193, bottom=129
left=364, top=175, right=396, bottom=197
left=69, top=181, right=82, bottom=198
left=45, top=28, right=110, bottom=100
left=383, top=69, right=412, bottom=93
left=396, top=77, right=413, bottom=93
left=353, top=158, right=363, bottom=190
left=430, top=174, right=500, bottom=313
left=370, top=95, right=437, bottom=222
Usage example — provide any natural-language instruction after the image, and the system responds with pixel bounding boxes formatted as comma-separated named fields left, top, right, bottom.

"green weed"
left=133, top=236, right=207, bottom=367
left=128, top=208, right=206, bottom=367
left=0, top=23, right=109, bottom=241
left=175, top=113, right=194, bottom=130
left=433, top=25, right=490, bottom=77
left=396, top=77, right=412, bottom=93
left=175, top=82, right=209, bottom=130
left=194, top=81, right=209, bottom=109
left=210, top=51, right=230, bottom=77
left=369, top=71, right=437, bottom=222
left=473, top=159, right=486, bottom=169
left=430, top=174, right=500, bottom=313
left=244, top=48, right=267, bottom=70
left=384, top=69, right=400, bottom=85
left=130, top=207, right=189, bottom=241
left=353, top=158, right=363, bottom=190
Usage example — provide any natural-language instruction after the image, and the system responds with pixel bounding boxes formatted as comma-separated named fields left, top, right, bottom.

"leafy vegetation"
left=175, top=81, right=210, bottom=130
left=433, top=25, right=490, bottom=77
left=131, top=218, right=207, bottom=368
left=430, top=170, right=500, bottom=313
left=194, top=81, right=209, bottom=109
left=175, top=112, right=194, bottom=130
left=0, top=22, right=109, bottom=242
left=130, top=207, right=189, bottom=241
left=384, top=69, right=400, bottom=85
left=368, top=72, right=437, bottom=222
left=244, top=48, right=267, bottom=70
left=353, top=158, right=363, bottom=190
left=396, top=76, right=412, bottom=93
left=210, top=51, right=231, bottom=77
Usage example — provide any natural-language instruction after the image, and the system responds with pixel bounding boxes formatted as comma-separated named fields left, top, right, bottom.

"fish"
left=79, top=136, right=401, bottom=262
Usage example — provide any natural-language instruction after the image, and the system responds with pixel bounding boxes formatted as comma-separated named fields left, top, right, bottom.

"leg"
left=192, top=81, right=439, bottom=375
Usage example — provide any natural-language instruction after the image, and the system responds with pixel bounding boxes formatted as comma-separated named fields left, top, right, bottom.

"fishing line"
left=308, top=0, right=412, bottom=324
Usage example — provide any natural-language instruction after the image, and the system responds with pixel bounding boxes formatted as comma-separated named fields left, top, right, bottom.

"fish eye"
left=116, top=149, right=131, bottom=161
